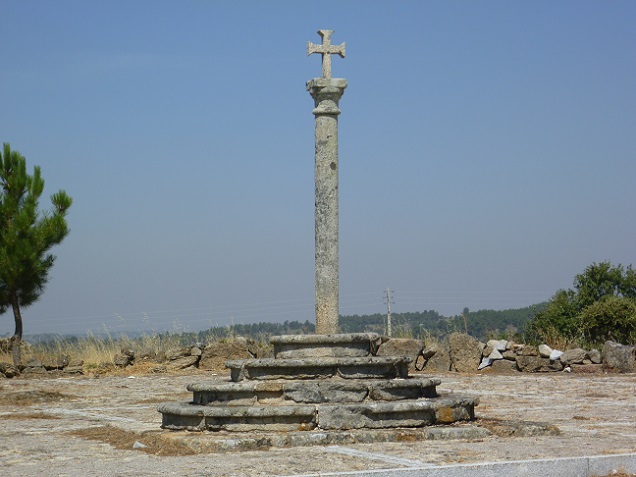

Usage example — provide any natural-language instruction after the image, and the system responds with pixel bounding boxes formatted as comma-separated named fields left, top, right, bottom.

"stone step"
left=158, top=393, right=476, bottom=432
left=226, top=356, right=410, bottom=382
left=270, top=333, right=382, bottom=358
left=187, top=378, right=442, bottom=405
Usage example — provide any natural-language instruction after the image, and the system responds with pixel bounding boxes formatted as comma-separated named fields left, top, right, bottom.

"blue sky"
left=1, top=1, right=634, bottom=336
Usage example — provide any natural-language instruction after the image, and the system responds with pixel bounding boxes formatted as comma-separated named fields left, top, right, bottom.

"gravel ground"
left=0, top=370, right=635, bottom=476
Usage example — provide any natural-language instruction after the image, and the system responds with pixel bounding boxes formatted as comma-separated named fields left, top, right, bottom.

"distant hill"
left=340, top=304, right=547, bottom=341
left=17, top=304, right=546, bottom=345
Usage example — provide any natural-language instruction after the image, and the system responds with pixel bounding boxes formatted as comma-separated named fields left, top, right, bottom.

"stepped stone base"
left=187, top=378, right=441, bottom=405
left=157, top=425, right=492, bottom=453
left=158, top=333, right=479, bottom=438
left=158, top=393, right=475, bottom=432
left=270, top=333, right=382, bottom=358
left=226, top=356, right=410, bottom=381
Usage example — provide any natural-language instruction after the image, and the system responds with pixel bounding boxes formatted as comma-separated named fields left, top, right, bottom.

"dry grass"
left=0, top=411, right=59, bottom=420
left=0, top=389, right=76, bottom=406
left=68, top=425, right=199, bottom=456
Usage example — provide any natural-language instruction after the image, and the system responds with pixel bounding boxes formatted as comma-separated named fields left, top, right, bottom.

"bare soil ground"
left=0, top=369, right=635, bottom=476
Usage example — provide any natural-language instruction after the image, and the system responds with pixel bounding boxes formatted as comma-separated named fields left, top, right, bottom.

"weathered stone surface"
left=490, top=358, right=519, bottom=374
left=516, top=355, right=564, bottom=372
left=23, top=366, right=47, bottom=375
left=602, top=340, right=636, bottom=373
left=271, top=333, right=380, bottom=359
left=477, top=357, right=491, bottom=370
left=187, top=378, right=441, bottom=406
left=421, top=346, right=437, bottom=360
left=226, top=356, right=410, bottom=382
left=165, top=347, right=192, bottom=361
left=449, top=333, right=483, bottom=373
left=285, top=381, right=368, bottom=403
left=488, top=349, right=504, bottom=360
left=167, top=355, right=200, bottom=370
left=571, top=363, right=604, bottom=374
left=520, top=345, right=538, bottom=356
left=538, top=344, right=553, bottom=358
left=561, top=348, right=587, bottom=365
left=588, top=348, right=602, bottom=364
left=318, top=396, right=474, bottom=430
left=308, top=75, right=347, bottom=335
left=487, top=339, right=508, bottom=352
left=199, top=340, right=253, bottom=370
left=159, top=402, right=317, bottom=432
left=502, top=350, right=517, bottom=360
left=422, top=341, right=451, bottom=372
left=376, top=338, right=424, bottom=370
left=549, top=349, right=564, bottom=360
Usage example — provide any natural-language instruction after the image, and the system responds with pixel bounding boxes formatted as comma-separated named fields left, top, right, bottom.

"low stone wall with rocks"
left=418, top=333, right=636, bottom=374
left=0, top=355, right=84, bottom=378
left=2, top=333, right=634, bottom=378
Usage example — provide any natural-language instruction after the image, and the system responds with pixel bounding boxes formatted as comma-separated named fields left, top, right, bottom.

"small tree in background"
left=0, top=143, right=72, bottom=365
left=527, top=262, right=636, bottom=346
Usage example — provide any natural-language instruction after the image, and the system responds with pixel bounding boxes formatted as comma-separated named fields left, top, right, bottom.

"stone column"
left=307, top=77, right=347, bottom=335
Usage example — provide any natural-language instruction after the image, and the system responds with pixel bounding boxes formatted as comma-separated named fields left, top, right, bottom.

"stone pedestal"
left=158, top=333, right=477, bottom=434
left=308, top=78, right=347, bottom=335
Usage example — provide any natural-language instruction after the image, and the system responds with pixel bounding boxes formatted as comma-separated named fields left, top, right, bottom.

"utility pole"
left=383, top=289, right=394, bottom=337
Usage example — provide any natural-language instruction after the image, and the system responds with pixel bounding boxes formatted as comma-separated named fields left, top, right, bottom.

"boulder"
left=487, top=339, right=508, bottom=352
left=549, top=349, right=564, bottom=361
left=491, top=358, right=519, bottom=374
left=165, top=347, right=192, bottom=361
left=421, top=341, right=451, bottom=372
left=449, top=333, right=483, bottom=373
left=561, top=348, right=587, bottom=365
left=538, top=344, right=553, bottom=358
left=588, top=348, right=602, bottom=364
left=520, top=345, right=538, bottom=356
left=488, top=349, right=503, bottom=360
left=199, top=339, right=253, bottom=370
left=477, top=357, right=491, bottom=370
left=571, top=364, right=604, bottom=374
left=502, top=350, right=517, bottom=361
left=516, top=355, right=564, bottom=372
left=377, top=338, right=424, bottom=371
left=602, top=341, right=636, bottom=373
left=166, top=355, right=200, bottom=370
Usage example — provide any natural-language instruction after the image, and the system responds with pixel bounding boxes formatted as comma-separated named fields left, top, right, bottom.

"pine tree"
left=0, top=143, right=72, bottom=365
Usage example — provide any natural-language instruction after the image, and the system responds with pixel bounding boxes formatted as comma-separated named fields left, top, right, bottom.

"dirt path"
left=0, top=371, right=635, bottom=476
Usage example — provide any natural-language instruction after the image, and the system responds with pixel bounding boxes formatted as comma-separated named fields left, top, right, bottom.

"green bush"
left=576, top=296, right=636, bottom=344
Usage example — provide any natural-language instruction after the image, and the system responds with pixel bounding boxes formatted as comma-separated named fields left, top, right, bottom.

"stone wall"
left=2, top=334, right=634, bottom=378
left=417, top=334, right=635, bottom=374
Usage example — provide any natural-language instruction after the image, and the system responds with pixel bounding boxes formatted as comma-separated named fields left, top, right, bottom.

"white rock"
left=538, top=344, right=553, bottom=358
left=563, top=366, right=572, bottom=373
left=132, top=441, right=147, bottom=449
left=488, top=349, right=504, bottom=360
left=487, top=339, right=508, bottom=351
left=550, top=349, right=564, bottom=361
left=477, top=357, right=492, bottom=370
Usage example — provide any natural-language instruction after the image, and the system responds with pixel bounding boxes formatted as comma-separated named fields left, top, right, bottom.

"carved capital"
left=307, top=78, right=347, bottom=115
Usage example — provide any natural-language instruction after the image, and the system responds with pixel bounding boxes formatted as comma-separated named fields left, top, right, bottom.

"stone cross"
left=307, top=30, right=347, bottom=335
left=307, top=30, right=346, bottom=79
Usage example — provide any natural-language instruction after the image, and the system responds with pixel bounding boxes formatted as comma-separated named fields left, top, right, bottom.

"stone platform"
left=158, top=333, right=477, bottom=434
